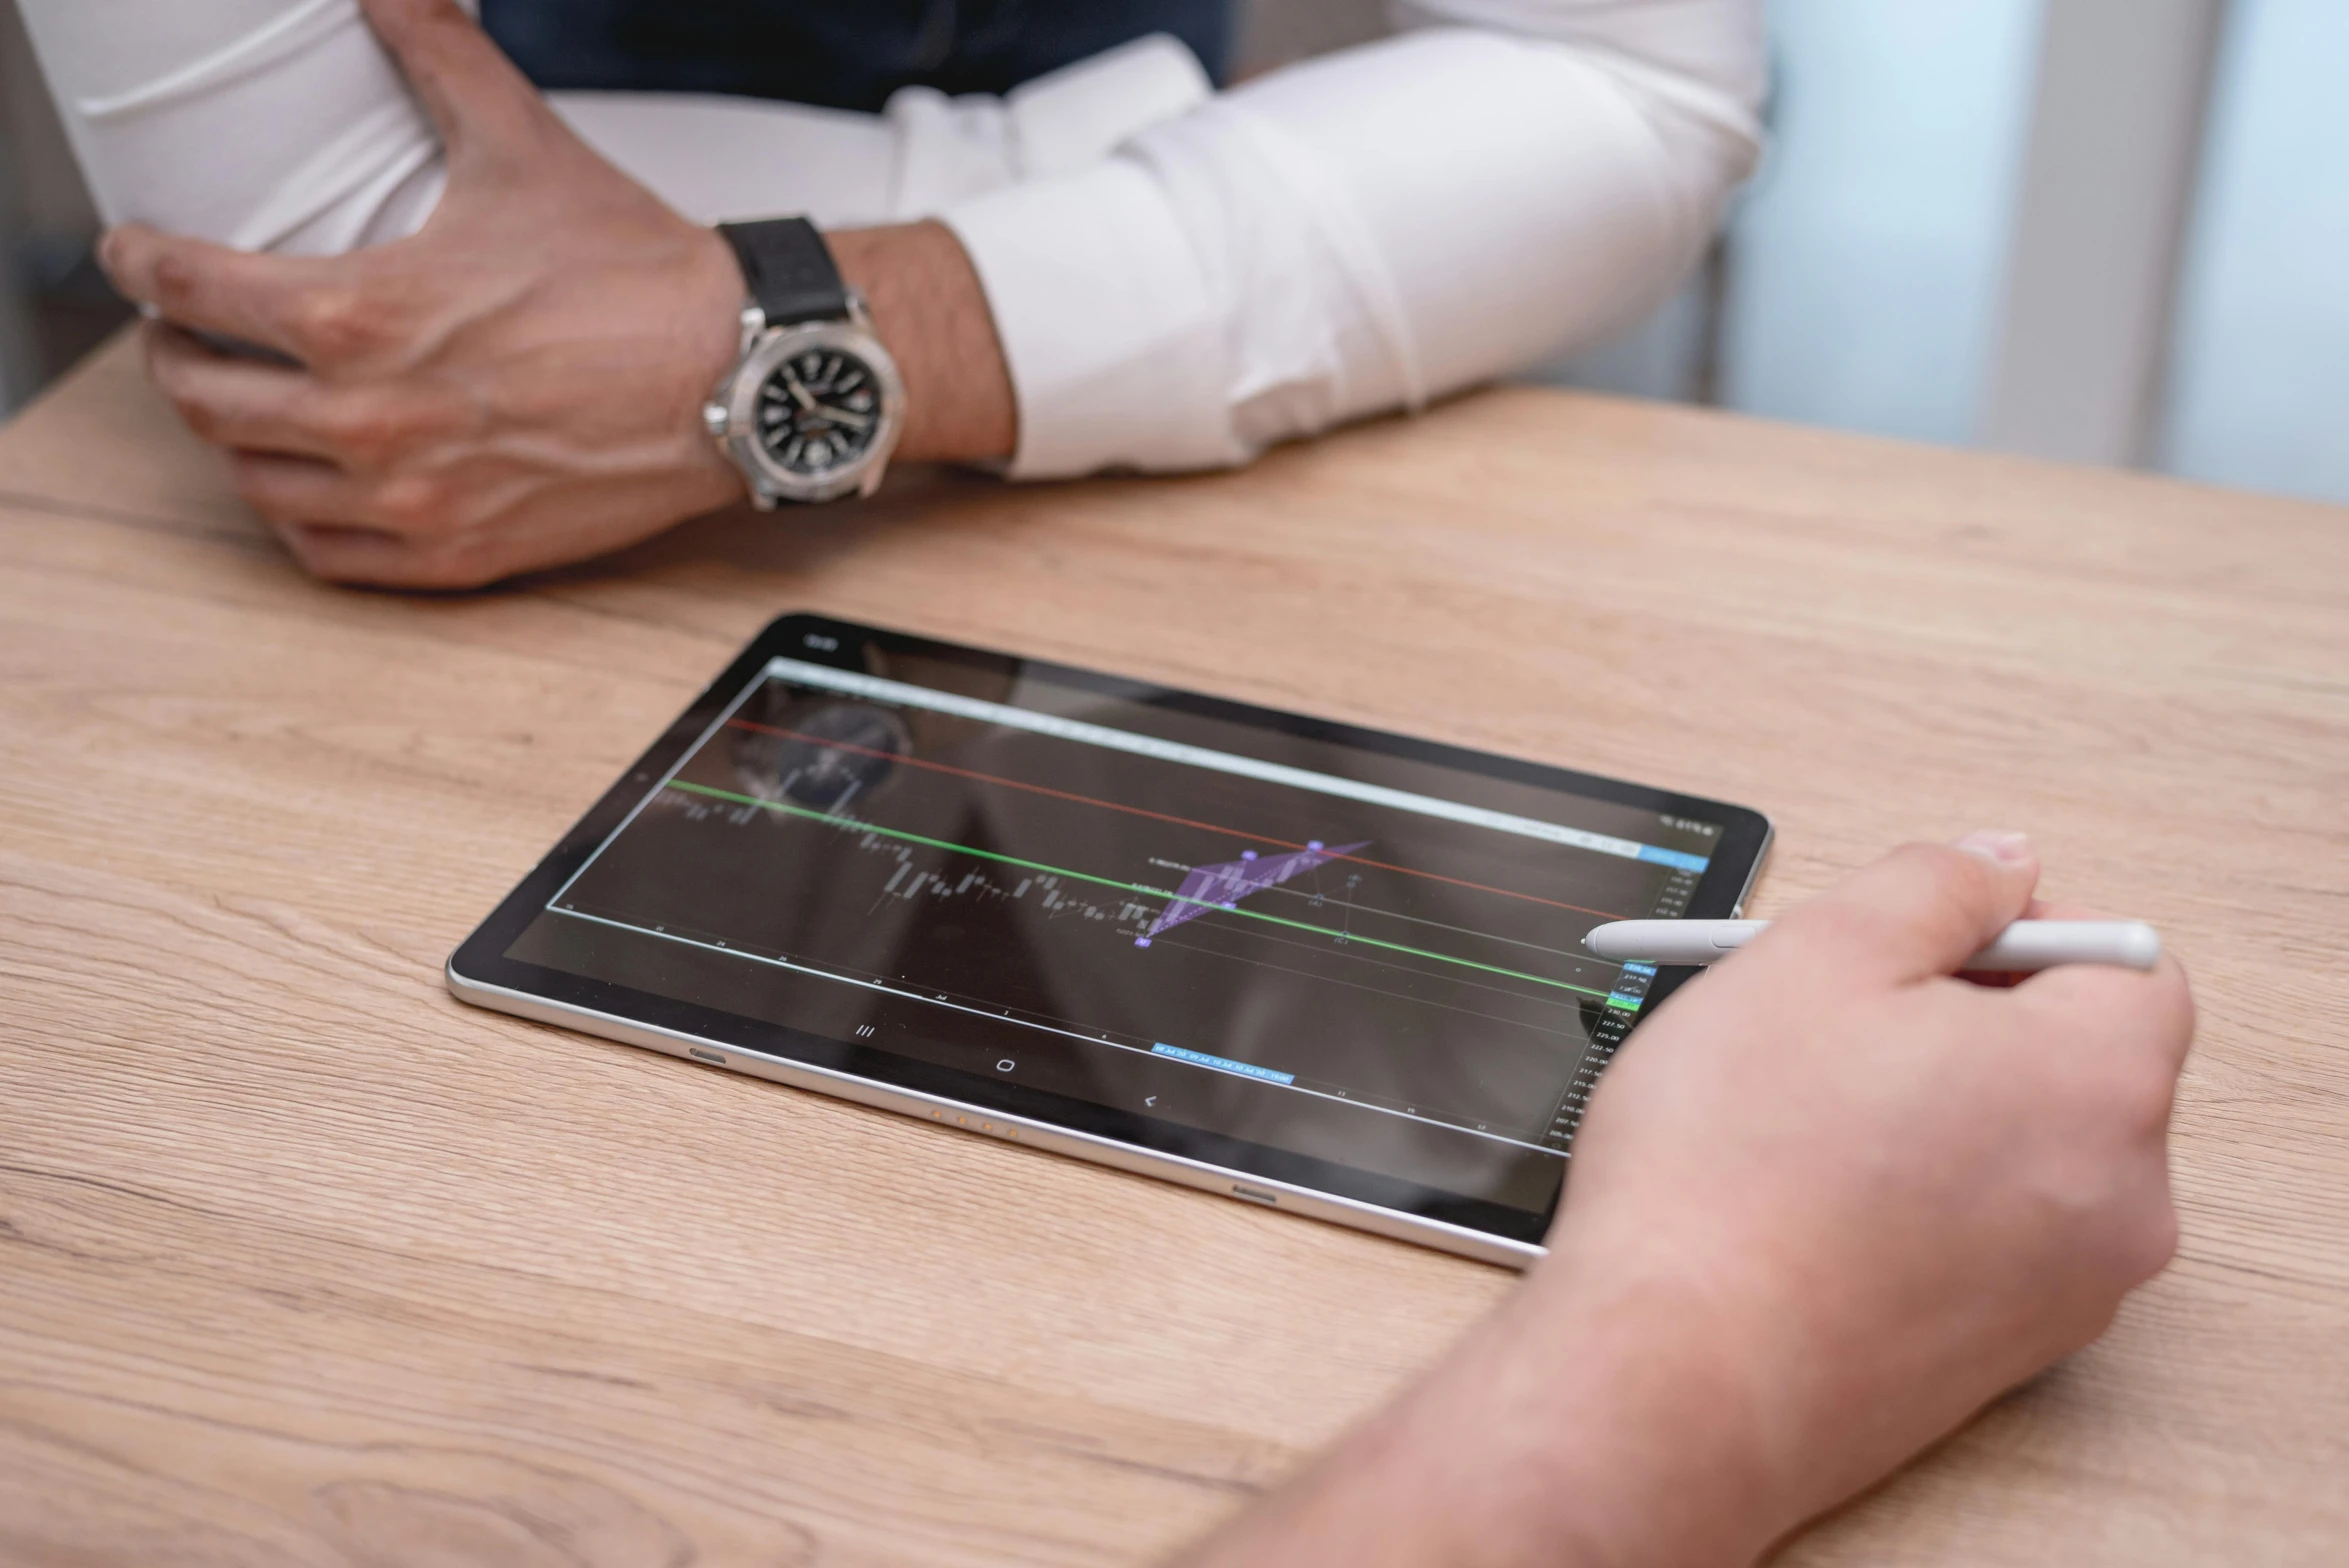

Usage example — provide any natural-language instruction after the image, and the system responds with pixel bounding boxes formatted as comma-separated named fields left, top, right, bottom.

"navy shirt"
left=480, top=0, right=1231, bottom=112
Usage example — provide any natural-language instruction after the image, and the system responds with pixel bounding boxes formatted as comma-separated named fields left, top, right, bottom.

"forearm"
left=1177, top=1252, right=1780, bottom=1568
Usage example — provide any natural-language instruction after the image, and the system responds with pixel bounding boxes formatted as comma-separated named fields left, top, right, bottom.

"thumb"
left=1769, top=831, right=2041, bottom=984
left=360, top=0, right=549, bottom=166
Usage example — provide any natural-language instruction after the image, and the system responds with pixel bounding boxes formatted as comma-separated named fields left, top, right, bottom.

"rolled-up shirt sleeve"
left=12, top=0, right=472, bottom=254
left=940, top=0, right=1766, bottom=478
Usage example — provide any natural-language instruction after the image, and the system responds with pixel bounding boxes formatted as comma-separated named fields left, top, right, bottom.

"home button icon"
left=996, top=1059, right=1015, bottom=1073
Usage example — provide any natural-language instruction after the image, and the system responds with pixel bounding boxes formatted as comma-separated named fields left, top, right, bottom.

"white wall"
left=2157, top=0, right=2349, bottom=505
left=1715, top=0, right=2046, bottom=446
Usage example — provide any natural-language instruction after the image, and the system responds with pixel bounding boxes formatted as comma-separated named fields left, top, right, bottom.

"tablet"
left=448, top=614, right=1771, bottom=1266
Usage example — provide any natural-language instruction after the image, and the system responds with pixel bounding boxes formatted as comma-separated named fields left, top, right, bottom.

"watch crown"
left=701, top=401, right=731, bottom=440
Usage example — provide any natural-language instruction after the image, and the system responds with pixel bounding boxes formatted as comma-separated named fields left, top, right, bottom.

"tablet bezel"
left=448, top=612, right=1772, bottom=1265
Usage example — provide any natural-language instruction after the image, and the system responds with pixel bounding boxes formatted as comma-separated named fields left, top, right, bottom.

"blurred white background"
left=4, top=0, right=2344, bottom=503
left=1542, top=0, right=2349, bottom=506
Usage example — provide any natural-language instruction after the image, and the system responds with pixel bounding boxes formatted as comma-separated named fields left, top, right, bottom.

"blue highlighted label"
left=1637, top=846, right=1712, bottom=874
left=1621, top=962, right=1658, bottom=978
left=1152, top=1043, right=1295, bottom=1085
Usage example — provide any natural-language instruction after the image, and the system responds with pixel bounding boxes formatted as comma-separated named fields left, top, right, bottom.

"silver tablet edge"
left=445, top=957, right=1546, bottom=1271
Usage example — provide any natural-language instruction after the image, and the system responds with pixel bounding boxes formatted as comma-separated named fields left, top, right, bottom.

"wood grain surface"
left=2, top=336, right=2344, bottom=1565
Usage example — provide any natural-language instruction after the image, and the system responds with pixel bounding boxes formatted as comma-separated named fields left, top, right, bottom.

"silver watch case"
left=703, top=299, right=906, bottom=507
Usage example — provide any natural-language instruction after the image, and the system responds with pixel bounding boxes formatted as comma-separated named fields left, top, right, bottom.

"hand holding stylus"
left=1177, top=831, right=2194, bottom=1568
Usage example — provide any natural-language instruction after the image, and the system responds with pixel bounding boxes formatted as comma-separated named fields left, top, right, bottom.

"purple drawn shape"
left=1145, top=840, right=1371, bottom=940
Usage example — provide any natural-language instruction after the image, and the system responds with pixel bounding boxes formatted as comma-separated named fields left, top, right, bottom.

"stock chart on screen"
left=505, top=652, right=1723, bottom=1206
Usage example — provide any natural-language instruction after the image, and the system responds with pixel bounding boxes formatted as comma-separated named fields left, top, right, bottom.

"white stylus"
left=1585, top=919, right=2162, bottom=972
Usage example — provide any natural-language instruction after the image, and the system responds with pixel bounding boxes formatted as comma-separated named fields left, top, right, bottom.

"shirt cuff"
left=941, top=159, right=1246, bottom=479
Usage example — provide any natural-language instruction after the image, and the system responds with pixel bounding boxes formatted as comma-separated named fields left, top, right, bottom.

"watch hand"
left=817, top=405, right=873, bottom=430
left=785, top=376, right=818, bottom=413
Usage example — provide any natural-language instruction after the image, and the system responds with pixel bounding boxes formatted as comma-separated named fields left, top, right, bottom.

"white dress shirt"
left=14, top=0, right=1764, bottom=478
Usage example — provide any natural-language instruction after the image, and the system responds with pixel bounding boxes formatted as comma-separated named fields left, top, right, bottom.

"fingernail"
left=1953, top=829, right=2033, bottom=866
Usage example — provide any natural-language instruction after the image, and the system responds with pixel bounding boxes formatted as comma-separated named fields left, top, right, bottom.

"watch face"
left=755, top=348, right=883, bottom=477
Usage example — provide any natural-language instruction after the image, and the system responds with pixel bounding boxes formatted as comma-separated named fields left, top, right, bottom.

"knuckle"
left=149, top=251, right=202, bottom=314
left=419, top=530, right=506, bottom=592
left=1795, top=842, right=2008, bottom=962
left=318, top=398, right=416, bottom=466
left=290, top=286, right=384, bottom=361
left=1772, top=896, right=1892, bottom=966
left=371, top=473, right=449, bottom=532
left=1900, top=841, right=2003, bottom=934
left=1903, top=839, right=1997, bottom=903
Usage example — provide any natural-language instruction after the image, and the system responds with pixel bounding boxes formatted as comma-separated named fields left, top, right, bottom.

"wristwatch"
left=703, top=218, right=906, bottom=507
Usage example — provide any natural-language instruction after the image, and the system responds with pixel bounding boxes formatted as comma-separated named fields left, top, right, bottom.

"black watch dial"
left=756, top=348, right=883, bottom=476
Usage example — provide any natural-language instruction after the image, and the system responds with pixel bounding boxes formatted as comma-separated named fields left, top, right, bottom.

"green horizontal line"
left=664, top=779, right=1611, bottom=1000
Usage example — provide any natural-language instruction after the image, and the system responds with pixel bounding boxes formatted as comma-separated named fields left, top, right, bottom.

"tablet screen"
left=489, top=621, right=1761, bottom=1246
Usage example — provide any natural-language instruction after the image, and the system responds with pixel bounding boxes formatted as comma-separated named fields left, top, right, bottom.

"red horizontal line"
left=723, top=718, right=1629, bottom=921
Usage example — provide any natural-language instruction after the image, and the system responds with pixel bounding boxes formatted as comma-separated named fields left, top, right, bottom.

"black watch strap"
left=719, top=217, right=850, bottom=327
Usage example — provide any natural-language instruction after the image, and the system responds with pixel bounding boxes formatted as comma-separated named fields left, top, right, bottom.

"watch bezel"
left=715, top=318, right=906, bottom=505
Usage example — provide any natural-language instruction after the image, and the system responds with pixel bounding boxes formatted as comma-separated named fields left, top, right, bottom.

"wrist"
left=1181, top=1247, right=1784, bottom=1568
left=824, top=221, right=1016, bottom=466
left=1494, top=1243, right=1788, bottom=1566
left=679, top=223, right=758, bottom=507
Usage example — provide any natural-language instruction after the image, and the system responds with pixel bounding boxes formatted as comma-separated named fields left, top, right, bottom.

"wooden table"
left=3, top=337, right=2344, bottom=1565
